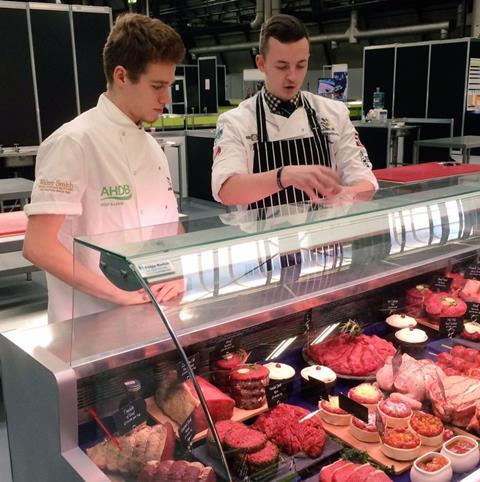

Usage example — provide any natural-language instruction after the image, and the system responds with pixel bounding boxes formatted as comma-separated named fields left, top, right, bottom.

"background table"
left=413, top=136, right=480, bottom=164
left=0, top=177, right=34, bottom=211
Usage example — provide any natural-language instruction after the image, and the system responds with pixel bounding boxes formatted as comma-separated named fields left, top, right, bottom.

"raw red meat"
left=319, top=460, right=351, bottom=482
left=425, top=292, right=467, bottom=321
left=345, top=464, right=377, bottom=482
left=332, top=463, right=359, bottom=482
left=428, top=375, right=480, bottom=427
left=253, top=403, right=326, bottom=458
left=156, top=372, right=235, bottom=434
left=138, top=460, right=216, bottom=482
left=446, top=272, right=466, bottom=292
left=307, top=335, right=395, bottom=376
left=223, top=427, right=267, bottom=454
left=460, top=279, right=480, bottom=303
left=365, top=470, right=392, bottom=481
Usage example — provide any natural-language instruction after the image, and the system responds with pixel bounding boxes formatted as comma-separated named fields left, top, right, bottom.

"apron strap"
left=255, top=92, right=269, bottom=143
left=302, top=94, right=323, bottom=136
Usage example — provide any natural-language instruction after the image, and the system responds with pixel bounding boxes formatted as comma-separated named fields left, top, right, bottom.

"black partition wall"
left=185, top=65, right=200, bottom=114
left=0, top=4, right=39, bottom=147
left=427, top=41, right=468, bottom=136
left=217, top=65, right=227, bottom=106
left=394, top=45, right=429, bottom=119
left=198, top=56, right=218, bottom=114
left=0, top=2, right=111, bottom=148
left=72, top=6, right=111, bottom=112
left=362, top=46, right=395, bottom=114
left=363, top=38, right=480, bottom=151
left=30, top=6, right=77, bottom=140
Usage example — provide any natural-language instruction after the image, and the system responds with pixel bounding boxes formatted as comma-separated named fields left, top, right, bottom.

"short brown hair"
left=259, top=14, right=309, bottom=55
left=103, top=13, right=185, bottom=84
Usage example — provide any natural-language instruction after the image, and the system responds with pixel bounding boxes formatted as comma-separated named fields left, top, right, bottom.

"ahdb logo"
left=100, top=184, right=132, bottom=201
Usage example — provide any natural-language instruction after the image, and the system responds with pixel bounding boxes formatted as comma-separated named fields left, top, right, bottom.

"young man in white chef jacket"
left=23, top=14, right=186, bottom=323
left=212, top=14, right=377, bottom=211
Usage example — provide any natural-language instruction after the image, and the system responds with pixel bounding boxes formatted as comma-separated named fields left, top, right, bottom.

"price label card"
left=213, top=336, right=241, bottom=358
left=431, top=275, right=453, bottom=293
left=266, top=382, right=288, bottom=408
left=176, top=353, right=199, bottom=381
left=307, top=376, right=329, bottom=401
left=467, top=303, right=480, bottom=323
left=439, top=317, right=464, bottom=338
left=338, top=393, right=368, bottom=423
left=465, top=264, right=480, bottom=280
left=304, top=309, right=312, bottom=335
left=179, top=415, right=194, bottom=450
left=112, top=399, right=148, bottom=436
left=379, top=298, right=401, bottom=315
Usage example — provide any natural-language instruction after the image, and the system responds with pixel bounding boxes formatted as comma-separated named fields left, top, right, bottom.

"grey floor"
left=0, top=198, right=226, bottom=482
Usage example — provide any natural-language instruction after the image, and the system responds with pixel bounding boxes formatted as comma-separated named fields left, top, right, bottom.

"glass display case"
left=3, top=174, right=480, bottom=482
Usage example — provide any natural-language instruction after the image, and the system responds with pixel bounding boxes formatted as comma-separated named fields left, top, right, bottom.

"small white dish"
left=441, top=435, right=480, bottom=473
left=410, top=452, right=453, bottom=482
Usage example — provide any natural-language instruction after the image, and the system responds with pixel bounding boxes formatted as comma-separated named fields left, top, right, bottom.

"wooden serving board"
left=146, top=396, right=268, bottom=442
left=416, top=316, right=440, bottom=331
left=318, top=418, right=443, bottom=475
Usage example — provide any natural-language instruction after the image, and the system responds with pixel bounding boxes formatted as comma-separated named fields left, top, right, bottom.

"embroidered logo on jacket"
left=38, top=178, right=74, bottom=194
left=100, top=184, right=132, bottom=201
left=319, top=118, right=337, bottom=135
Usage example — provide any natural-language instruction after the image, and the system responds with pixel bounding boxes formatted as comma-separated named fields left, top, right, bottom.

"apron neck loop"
left=256, top=92, right=269, bottom=143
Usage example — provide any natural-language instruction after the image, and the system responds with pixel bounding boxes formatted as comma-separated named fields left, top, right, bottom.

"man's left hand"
left=151, top=278, right=186, bottom=302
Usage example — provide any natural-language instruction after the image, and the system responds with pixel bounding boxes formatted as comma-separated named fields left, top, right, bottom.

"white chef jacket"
left=212, top=91, right=378, bottom=209
left=25, top=94, right=178, bottom=323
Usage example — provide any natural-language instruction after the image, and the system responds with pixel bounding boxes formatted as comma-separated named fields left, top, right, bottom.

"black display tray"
left=193, top=436, right=343, bottom=481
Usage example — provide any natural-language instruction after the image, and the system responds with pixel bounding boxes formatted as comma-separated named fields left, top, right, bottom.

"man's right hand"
left=281, top=165, right=342, bottom=203
left=113, top=288, right=151, bottom=305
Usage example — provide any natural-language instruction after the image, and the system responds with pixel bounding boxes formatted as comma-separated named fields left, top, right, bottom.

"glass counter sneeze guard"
left=70, top=173, right=480, bottom=374
left=2, top=172, right=480, bottom=482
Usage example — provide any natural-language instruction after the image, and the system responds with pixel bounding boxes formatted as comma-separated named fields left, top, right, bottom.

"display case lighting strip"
left=265, top=336, right=297, bottom=361
left=310, top=322, right=341, bottom=345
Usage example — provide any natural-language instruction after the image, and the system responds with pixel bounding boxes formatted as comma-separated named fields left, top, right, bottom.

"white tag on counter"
left=137, top=260, right=175, bottom=277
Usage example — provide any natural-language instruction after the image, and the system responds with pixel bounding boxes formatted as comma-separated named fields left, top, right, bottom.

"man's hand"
left=114, top=279, right=185, bottom=305
left=113, top=278, right=185, bottom=305
left=281, top=165, right=342, bottom=203
left=151, top=278, right=186, bottom=302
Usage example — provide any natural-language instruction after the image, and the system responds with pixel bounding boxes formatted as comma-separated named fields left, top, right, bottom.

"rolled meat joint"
left=376, top=353, right=446, bottom=402
left=86, top=423, right=175, bottom=476
left=138, top=460, right=216, bottom=482
left=428, top=375, right=480, bottom=428
left=155, top=371, right=234, bottom=433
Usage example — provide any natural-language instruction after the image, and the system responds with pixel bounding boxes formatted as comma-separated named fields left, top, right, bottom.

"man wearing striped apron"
left=212, top=14, right=377, bottom=212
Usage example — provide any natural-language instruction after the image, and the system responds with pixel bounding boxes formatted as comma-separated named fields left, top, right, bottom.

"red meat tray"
left=0, top=211, right=28, bottom=237
left=374, top=162, right=480, bottom=183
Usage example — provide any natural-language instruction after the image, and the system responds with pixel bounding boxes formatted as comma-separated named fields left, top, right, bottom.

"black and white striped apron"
left=248, top=92, right=333, bottom=211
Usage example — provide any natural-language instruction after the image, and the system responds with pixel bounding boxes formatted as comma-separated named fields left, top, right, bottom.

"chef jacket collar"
left=263, top=88, right=301, bottom=116
left=98, top=93, right=144, bottom=131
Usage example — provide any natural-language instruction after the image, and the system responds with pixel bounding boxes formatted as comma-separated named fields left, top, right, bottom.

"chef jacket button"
left=133, top=170, right=137, bottom=175
left=165, top=205, right=167, bottom=209
left=140, top=209, right=144, bottom=215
